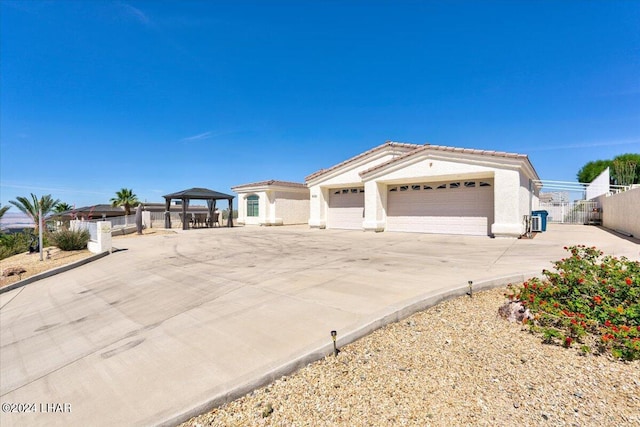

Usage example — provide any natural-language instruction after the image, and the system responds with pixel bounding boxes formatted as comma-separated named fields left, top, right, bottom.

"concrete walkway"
left=1, top=225, right=638, bottom=426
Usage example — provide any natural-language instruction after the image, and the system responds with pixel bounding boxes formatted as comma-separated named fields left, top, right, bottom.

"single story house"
left=232, top=180, right=310, bottom=226
left=305, top=141, right=541, bottom=238
left=50, top=204, right=129, bottom=221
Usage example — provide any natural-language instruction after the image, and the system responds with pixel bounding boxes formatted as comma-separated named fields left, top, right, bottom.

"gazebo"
left=163, top=187, right=234, bottom=230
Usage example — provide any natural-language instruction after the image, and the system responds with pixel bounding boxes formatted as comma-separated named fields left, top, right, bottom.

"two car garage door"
left=327, top=180, right=494, bottom=235
left=386, top=180, right=494, bottom=236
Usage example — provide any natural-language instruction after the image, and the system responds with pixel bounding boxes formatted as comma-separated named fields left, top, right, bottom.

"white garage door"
left=386, top=180, right=494, bottom=236
left=327, top=188, right=364, bottom=230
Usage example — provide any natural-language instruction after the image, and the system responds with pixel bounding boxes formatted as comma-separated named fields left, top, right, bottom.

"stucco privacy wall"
left=273, top=190, right=310, bottom=225
left=596, top=187, right=640, bottom=237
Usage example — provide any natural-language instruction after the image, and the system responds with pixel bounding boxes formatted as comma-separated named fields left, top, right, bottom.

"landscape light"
left=467, top=280, right=473, bottom=298
left=331, top=330, right=339, bottom=356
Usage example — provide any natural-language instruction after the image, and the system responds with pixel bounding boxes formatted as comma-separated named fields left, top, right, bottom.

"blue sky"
left=1, top=0, right=639, bottom=210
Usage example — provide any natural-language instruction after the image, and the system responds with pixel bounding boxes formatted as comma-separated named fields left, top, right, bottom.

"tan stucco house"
left=232, top=180, right=310, bottom=226
left=305, top=141, right=541, bottom=238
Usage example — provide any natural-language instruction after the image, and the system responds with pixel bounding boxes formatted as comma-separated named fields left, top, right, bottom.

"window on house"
left=247, top=195, right=259, bottom=217
left=436, top=183, right=447, bottom=189
left=479, top=181, right=491, bottom=187
left=450, top=182, right=460, bottom=188
left=423, top=185, right=433, bottom=190
left=389, top=187, right=397, bottom=192
left=464, top=181, right=476, bottom=188
left=412, top=185, right=421, bottom=190
left=351, top=188, right=358, bottom=193
left=400, top=185, right=409, bottom=191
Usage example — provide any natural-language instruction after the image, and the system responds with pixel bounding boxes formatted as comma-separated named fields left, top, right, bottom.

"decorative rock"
left=2, top=266, right=26, bottom=277
left=497, top=300, right=534, bottom=322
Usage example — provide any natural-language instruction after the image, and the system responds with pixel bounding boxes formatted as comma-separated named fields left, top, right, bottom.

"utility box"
left=531, top=210, right=549, bottom=232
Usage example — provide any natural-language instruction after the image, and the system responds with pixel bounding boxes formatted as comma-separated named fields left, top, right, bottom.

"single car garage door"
left=327, top=187, right=364, bottom=230
left=386, top=180, right=494, bottom=236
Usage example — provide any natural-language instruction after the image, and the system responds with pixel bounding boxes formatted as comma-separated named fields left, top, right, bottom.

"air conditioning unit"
left=531, top=215, right=542, bottom=232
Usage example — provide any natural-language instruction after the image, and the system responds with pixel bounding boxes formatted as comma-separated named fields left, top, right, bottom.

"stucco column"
left=363, top=180, right=386, bottom=232
left=265, top=190, right=276, bottom=225
left=491, top=169, right=524, bottom=238
left=142, top=211, right=151, bottom=229
left=308, top=186, right=327, bottom=228
left=237, top=195, right=245, bottom=224
left=88, top=221, right=112, bottom=254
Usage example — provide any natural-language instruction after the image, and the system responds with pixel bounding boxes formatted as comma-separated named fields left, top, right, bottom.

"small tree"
left=576, top=160, right=612, bottom=183
left=9, top=193, right=60, bottom=232
left=110, top=188, right=139, bottom=215
left=613, top=160, right=637, bottom=187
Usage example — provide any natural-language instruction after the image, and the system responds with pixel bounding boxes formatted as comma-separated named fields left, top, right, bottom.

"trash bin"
left=531, top=210, right=549, bottom=232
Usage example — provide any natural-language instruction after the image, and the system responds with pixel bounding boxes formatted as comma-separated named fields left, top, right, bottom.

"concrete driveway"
left=1, top=225, right=638, bottom=426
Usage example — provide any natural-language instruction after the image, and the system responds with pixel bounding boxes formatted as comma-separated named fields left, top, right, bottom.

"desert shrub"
left=51, top=229, right=90, bottom=251
left=506, top=245, right=640, bottom=360
left=0, top=230, right=42, bottom=260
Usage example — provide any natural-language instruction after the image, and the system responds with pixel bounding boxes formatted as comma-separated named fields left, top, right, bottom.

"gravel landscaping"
left=182, top=286, right=640, bottom=427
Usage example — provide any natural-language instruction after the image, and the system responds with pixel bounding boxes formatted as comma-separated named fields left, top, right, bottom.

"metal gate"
left=538, top=201, right=599, bottom=224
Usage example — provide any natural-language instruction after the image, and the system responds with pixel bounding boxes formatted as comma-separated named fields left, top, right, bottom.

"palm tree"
left=110, top=188, right=139, bottom=215
left=0, top=205, right=10, bottom=221
left=53, top=202, right=73, bottom=213
left=9, top=193, right=60, bottom=232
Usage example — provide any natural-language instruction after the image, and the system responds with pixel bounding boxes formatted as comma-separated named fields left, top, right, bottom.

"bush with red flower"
left=505, top=245, right=640, bottom=360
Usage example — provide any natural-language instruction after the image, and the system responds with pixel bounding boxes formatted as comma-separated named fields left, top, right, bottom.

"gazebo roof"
left=163, top=187, right=234, bottom=200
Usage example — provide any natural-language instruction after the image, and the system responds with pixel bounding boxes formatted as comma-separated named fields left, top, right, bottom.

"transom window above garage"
left=333, top=187, right=364, bottom=195
left=388, top=180, right=491, bottom=192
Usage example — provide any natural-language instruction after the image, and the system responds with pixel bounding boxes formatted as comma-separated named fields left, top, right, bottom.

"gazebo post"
left=182, top=198, right=188, bottom=230
left=227, top=198, right=234, bottom=227
left=207, top=199, right=215, bottom=227
left=164, top=198, right=172, bottom=229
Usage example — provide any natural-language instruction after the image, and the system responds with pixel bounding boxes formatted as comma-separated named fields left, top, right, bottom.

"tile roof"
left=232, top=180, right=307, bottom=190
left=305, top=141, right=423, bottom=182
left=360, top=144, right=530, bottom=177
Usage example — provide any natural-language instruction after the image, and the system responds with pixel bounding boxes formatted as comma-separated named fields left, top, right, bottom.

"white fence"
left=538, top=201, right=599, bottom=224
left=71, top=221, right=98, bottom=241
left=105, top=214, right=137, bottom=229
left=149, top=211, right=182, bottom=228
left=71, top=214, right=138, bottom=236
